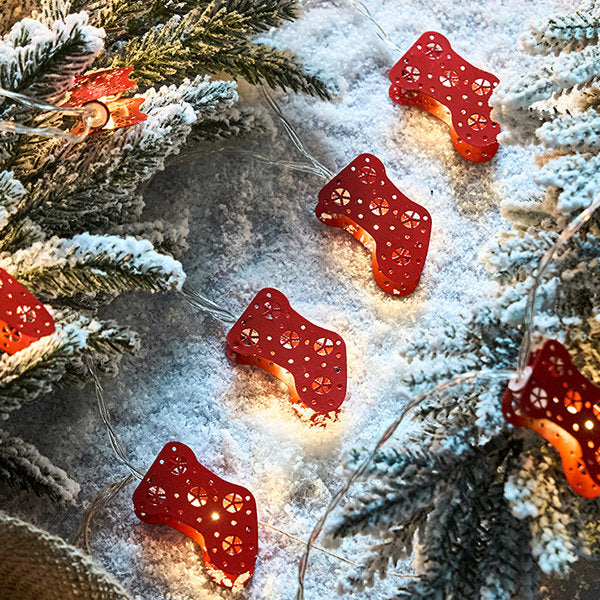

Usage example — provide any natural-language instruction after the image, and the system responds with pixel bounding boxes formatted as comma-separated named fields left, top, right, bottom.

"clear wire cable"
left=295, top=368, right=514, bottom=600
left=516, top=195, right=600, bottom=378
left=170, top=146, right=328, bottom=177
left=0, top=87, right=92, bottom=142
left=348, top=0, right=403, bottom=54
left=259, top=520, right=418, bottom=580
left=261, top=88, right=334, bottom=181
left=180, top=285, right=238, bottom=324
left=88, top=358, right=145, bottom=481
left=73, top=474, right=136, bottom=552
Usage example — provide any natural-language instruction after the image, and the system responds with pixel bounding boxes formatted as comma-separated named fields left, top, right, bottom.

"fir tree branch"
left=0, top=233, right=185, bottom=302
left=0, top=428, right=80, bottom=502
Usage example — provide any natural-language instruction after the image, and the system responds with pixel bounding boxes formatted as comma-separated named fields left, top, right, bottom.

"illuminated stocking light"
left=0, top=268, right=55, bottom=354
left=389, top=32, right=500, bottom=162
left=60, top=67, right=147, bottom=135
left=226, top=288, right=347, bottom=423
left=133, top=442, right=258, bottom=589
left=502, top=340, right=600, bottom=498
left=317, top=154, right=431, bottom=296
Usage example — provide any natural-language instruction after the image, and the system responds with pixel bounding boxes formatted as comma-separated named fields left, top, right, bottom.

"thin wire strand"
left=88, top=359, right=144, bottom=480
left=296, top=368, right=515, bottom=600
left=516, top=195, right=600, bottom=377
left=348, top=0, right=403, bottom=54
left=73, top=474, right=136, bottom=552
left=170, top=147, right=329, bottom=178
left=261, top=88, right=334, bottom=181
left=0, top=87, right=92, bottom=142
left=259, top=520, right=419, bottom=579
left=179, top=285, right=238, bottom=324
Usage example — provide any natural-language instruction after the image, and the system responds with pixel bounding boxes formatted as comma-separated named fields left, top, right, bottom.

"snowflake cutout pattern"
left=280, top=330, right=301, bottom=349
left=187, top=486, right=208, bottom=507
left=314, top=337, right=334, bottom=356
left=222, top=535, right=243, bottom=556
left=223, top=493, right=244, bottom=513
left=331, top=188, right=351, bottom=206
left=147, top=485, right=167, bottom=506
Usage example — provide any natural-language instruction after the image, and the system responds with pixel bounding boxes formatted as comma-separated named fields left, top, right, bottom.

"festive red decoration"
left=502, top=340, right=600, bottom=498
left=133, top=442, right=258, bottom=589
left=316, top=154, right=431, bottom=296
left=389, top=32, right=500, bottom=162
left=61, top=67, right=147, bottom=134
left=226, top=288, right=347, bottom=421
left=0, top=268, right=55, bottom=355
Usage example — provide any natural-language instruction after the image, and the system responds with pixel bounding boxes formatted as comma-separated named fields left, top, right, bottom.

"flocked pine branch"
left=0, top=428, right=79, bottom=503
left=88, top=0, right=331, bottom=98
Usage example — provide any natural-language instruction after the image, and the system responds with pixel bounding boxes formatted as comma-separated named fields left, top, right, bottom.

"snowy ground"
left=2, top=0, right=588, bottom=599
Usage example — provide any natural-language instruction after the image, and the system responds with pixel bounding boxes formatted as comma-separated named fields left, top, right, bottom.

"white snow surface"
left=2, top=1, right=584, bottom=599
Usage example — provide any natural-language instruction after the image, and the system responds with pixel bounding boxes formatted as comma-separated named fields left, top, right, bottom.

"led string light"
left=179, top=286, right=349, bottom=422
left=78, top=367, right=418, bottom=582
left=0, top=67, right=148, bottom=143
left=0, top=87, right=93, bottom=142
left=295, top=194, right=600, bottom=599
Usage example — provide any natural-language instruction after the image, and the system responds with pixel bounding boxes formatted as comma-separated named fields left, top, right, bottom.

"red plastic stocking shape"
left=316, top=154, right=431, bottom=296
left=0, top=268, right=55, bottom=354
left=61, top=67, right=147, bottom=134
left=389, top=32, right=500, bottom=162
left=226, top=288, right=347, bottom=421
left=502, top=340, right=600, bottom=498
left=133, top=442, right=258, bottom=589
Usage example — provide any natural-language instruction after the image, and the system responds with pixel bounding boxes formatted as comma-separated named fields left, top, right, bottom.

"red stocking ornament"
left=61, top=67, right=147, bottom=134
left=226, top=288, right=347, bottom=422
left=502, top=339, right=600, bottom=498
left=389, top=32, right=500, bottom=162
left=0, top=268, right=55, bottom=354
left=133, top=442, right=258, bottom=589
left=317, top=154, right=431, bottom=296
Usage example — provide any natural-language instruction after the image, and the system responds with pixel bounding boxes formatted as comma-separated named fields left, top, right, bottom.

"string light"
left=296, top=193, right=600, bottom=598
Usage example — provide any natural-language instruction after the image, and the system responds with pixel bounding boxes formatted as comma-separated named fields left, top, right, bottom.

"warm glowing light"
left=212, top=512, right=220, bottom=521
left=585, top=420, right=595, bottom=430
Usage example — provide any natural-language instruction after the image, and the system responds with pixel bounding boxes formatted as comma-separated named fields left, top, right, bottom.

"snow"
left=0, top=0, right=580, bottom=599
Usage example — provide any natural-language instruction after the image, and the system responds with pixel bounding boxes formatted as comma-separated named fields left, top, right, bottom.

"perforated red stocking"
left=389, top=32, right=500, bottom=162
left=503, top=340, right=600, bottom=498
left=317, top=154, right=431, bottom=296
left=133, top=442, right=258, bottom=589
left=0, top=268, right=55, bottom=354
left=226, top=288, right=347, bottom=422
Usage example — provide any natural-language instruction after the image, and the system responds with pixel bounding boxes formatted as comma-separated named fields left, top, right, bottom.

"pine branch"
left=0, top=7, right=103, bottom=97
left=0, top=428, right=79, bottom=502
left=0, top=313, right=137, bottom=417
left=101, top=3, right=332, bottom=98
left=0, top=233, right=185, bottom=302
left=522, top=4, right=600, bottom=56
